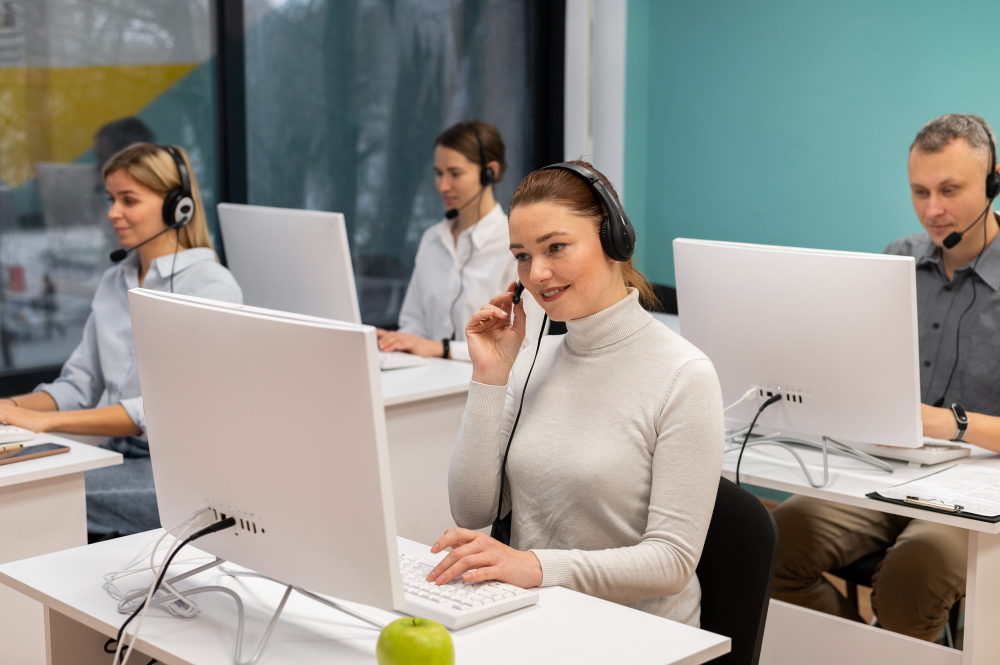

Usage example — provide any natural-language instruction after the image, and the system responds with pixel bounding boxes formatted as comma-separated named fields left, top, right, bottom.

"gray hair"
left=911, top=114, right=996, bottom=169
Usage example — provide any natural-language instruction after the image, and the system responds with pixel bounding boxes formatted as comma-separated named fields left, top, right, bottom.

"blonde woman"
left=0, top=143, right=242, bottom=538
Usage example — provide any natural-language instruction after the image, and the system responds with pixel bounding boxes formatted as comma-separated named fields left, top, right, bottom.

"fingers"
left=432, top=552, right=494, bottom=585
left=465, top=306, right=509, bottom=334
left=378, top=332, right=414, bottom=352
left=427, top=540, right=480, bottom=582
left=430, top=527, right=479, bottom=554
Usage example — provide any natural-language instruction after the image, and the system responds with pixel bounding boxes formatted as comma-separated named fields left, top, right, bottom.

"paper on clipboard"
left=874, top=465, right=1000, bottom=518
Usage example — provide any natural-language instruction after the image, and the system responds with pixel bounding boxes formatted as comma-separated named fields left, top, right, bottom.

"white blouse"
left=397, top=203, right=543, bottom=361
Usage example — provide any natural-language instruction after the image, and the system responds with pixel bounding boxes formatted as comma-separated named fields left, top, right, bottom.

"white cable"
left=114, top=507, right=211, bottom=665
left=724, top=387, right=757, bottom=413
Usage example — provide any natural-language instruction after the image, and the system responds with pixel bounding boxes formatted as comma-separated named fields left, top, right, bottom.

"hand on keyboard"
left=427, top=528, right=542, bottom=589
left=0, top=402, right=46, bottom=438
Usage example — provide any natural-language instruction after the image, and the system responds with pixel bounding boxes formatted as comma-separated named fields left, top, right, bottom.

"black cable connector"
left=107, top=516, right=237, bottom=664
left=736, top=393, right=783, bottom=487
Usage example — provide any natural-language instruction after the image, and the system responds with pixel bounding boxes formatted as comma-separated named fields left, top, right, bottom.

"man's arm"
left=922, top=404, right=1000, bottom=452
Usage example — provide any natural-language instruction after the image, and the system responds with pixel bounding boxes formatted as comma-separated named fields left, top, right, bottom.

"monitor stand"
left=727, top=431, right=895, bottom=488
left=848, top=440, right=971, bottom=468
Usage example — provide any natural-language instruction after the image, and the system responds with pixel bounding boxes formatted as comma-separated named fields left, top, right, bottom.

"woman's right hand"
left=466, top=281, right=525, bottom=385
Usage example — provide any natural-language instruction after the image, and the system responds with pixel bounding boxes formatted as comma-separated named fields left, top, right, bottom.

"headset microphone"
left=943, top=205, right=991, bottom=249
left=512, top=281, right=525, bottom=305
left=109, top=225, right=175, bottom=262
left=445, top=187, right=486, bottom=220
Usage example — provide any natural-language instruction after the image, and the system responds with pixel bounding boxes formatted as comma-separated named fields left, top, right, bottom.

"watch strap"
left=950, top=403, right=968, bottom=442
left=441, top=338, right=450, bottom=359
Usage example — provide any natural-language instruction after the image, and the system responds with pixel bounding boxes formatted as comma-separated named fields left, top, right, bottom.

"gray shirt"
left=37, top=248, right=243, bottom=438
left=885, top=225, right=1000, bottom=416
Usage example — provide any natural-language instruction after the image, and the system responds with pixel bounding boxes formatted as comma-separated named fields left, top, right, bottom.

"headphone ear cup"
left=599, top=217, right=617, bottom=260
left=481, top=166, right=496, bottom=187
left=987, top=172, right=1000, bottom=200
left=162, top=191, right=195, bottom=229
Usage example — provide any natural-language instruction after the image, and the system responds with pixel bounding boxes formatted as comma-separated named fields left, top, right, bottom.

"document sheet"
left=874, top=465, right=1000, bottom=517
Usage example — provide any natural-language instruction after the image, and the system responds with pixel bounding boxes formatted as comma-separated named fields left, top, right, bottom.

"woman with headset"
left=431, top=161, right=725, bottom=626
left=0, top=143, right=242, bottom=538
left=377, top=120, right=540, bottom=361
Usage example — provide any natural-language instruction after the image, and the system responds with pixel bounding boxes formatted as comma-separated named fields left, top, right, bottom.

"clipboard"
left=866, top=491, right=1000, bottom=523
left=866, top=463, right=1000, bottom=523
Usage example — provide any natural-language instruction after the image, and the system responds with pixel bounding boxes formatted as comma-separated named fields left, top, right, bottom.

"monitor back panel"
left=218, top=203, right=362, bottom=324
left=674, top=238, right=922, bottom=448
left=129, top=289, right=402, bottom=609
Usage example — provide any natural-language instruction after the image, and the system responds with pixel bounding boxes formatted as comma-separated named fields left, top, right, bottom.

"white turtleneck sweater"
left=448, top=289, right=725, bottom=626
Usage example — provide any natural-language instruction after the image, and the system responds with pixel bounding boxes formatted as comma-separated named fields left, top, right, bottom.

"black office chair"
left=697, top=477, right=779, bottom=665
left=830, top=550, right=962, bottom=648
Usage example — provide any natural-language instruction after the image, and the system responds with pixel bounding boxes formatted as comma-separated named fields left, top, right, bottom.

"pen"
left=0, top=443, right=24, bottom=454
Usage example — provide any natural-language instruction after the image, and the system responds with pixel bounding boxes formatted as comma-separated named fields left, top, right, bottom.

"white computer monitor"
left=128, top=288, right=403, bottom=610
left=674, top=238, right=923, bottom=448
left=218, top=203, right=362, bottom=323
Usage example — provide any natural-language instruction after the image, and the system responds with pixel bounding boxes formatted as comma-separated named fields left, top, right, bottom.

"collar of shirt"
left=121, top=247, right=218, bottom=290
left=913, top=216, right=1000, bottom=292
left=433, top=202, right=507, bottom=256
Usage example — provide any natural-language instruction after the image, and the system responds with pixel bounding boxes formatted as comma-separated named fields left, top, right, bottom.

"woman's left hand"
left=376, top=330, right=445, bottom=358
left=0, top=403, right=54, bottom=433
left=426, top=528, right=543, bottom=588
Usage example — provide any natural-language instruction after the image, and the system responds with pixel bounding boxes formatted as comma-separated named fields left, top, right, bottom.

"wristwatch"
left=950, top=403, right=968, bottom=442
left=441, top=338, right=450, bottom=359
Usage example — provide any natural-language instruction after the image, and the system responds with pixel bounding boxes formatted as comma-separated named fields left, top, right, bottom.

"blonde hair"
left=101, top=143, right=215, bottom=255
left=510, top=160, right=658, bottom=309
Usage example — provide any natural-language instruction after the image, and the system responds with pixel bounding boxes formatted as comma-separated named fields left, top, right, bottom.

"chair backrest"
left=696, top=477, right=779, bottom=665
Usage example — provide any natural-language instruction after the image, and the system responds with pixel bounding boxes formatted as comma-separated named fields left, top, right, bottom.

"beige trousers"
left=772, top=495, right=967, bottom=642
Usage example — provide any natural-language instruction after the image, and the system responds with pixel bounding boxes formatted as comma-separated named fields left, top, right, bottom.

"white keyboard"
left=0, top=425, right=35, bottom=445
left=398, top=553, right=538, bottom=629
left=379, top=352, right=430, bottom=371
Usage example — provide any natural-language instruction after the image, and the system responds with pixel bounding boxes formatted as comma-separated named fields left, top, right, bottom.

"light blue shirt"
left=37, top=248, right=243, bottom=438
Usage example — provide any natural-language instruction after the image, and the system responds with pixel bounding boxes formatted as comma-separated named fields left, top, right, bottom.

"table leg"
left=0, top=472, right=88, bottom=665
left=384, top=393, right=466, bottom=545
left=962, top=531, right=1000, bottom=665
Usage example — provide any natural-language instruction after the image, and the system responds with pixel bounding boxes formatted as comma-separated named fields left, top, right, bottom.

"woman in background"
left=0, top=143, right=242, bottom=539
left=377, top=120, right=541, bottom=361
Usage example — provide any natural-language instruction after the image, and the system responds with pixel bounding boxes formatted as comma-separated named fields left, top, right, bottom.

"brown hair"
left=509, top=160, right=658, bottom=309
left=435, top=120, right=507, bottom=184
left=101, top=143, right=216, bottom=255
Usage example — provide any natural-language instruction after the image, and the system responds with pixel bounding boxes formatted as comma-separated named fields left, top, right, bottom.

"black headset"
left=463, top=122, right=496, bottom=187
left=161, top=145, right=196, bottom=229
left=975, top=117, right=1000, bottom=200
left=539, top=162, right=635, bottom=261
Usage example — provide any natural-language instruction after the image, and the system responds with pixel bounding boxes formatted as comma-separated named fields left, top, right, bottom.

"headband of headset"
left=973, top=118, right=1000, bottom=200
left=539, top=162, right=635, bottom=261
left=462, top=122, right=495, bottom=187
left=160, top=144, right=196, bottom=229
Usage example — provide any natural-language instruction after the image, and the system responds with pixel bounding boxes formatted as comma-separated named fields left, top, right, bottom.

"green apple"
left=376, top=617, right=455, bottom=665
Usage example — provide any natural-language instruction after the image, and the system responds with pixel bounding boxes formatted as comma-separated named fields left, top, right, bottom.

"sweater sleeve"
left=448, top=376, right=518, bottom=529
left=530, top=358, right=725, bottom=603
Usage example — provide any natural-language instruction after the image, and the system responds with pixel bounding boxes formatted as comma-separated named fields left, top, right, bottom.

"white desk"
left=0, top=531, right=730, bottom=665
left=380, top=359, right=473, bottom=545
left=723, top=442, right=1000, bottom=665
left=0, top=435, right=122, bottom=665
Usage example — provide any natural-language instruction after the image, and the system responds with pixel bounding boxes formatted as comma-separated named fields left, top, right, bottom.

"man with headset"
left=772, top=114, right=1000, bottom=642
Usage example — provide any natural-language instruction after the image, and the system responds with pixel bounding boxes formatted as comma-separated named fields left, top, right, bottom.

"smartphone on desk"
left=0, top=443, right=70, bottom=466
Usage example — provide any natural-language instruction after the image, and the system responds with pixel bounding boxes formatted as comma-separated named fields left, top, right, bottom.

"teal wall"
left=625, top=0, right=1000, bottom=286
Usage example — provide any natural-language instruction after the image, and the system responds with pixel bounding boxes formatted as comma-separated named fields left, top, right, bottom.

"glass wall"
left=244, top=0, right=538, bottom=327
left=0, top=0, right=219, bottom=379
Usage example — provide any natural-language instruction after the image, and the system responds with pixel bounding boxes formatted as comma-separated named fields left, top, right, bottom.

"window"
left=244, top=0, right=560, bottom=326
left=0, top=0, right=220, bottom=389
